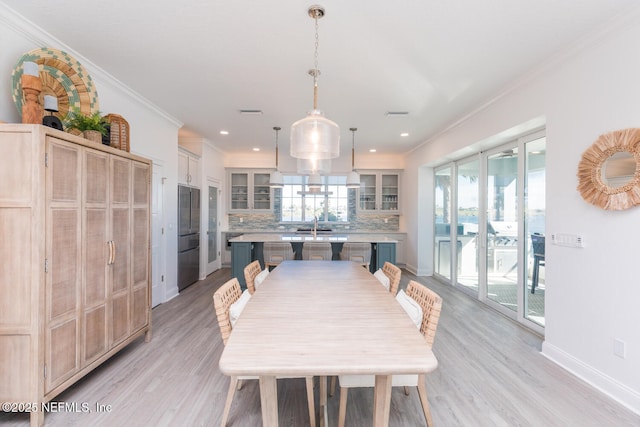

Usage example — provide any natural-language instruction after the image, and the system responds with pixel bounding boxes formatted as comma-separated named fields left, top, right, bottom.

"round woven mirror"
left=577, top=128, right=640, bottom=210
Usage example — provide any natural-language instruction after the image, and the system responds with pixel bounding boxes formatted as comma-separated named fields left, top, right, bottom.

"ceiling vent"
left=385, top=111, right=409, bottom=117
left=239, top=109, right=263, bottom=115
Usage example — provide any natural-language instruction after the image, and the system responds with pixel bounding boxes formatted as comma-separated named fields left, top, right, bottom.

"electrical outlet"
left=613, top=339, right=626, bottom=359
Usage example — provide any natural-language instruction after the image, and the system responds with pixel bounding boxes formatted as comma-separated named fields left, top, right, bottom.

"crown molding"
left=0, top=2, right=183, bottom=128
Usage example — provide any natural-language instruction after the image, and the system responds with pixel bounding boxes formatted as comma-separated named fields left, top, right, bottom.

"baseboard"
left=542, top=342, right=640, bottom=415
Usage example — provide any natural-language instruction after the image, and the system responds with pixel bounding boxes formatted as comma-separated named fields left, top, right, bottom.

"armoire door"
left=82, top=147, right=109, bottom=365
left=45, top=137, right=82, bottom=392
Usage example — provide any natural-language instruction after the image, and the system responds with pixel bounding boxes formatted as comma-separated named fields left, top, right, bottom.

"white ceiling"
left=4, top=0, right=638, bottom=156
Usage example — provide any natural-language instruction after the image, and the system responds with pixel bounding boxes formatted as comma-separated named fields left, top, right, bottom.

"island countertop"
left=229, top=233, right=398, bottom=243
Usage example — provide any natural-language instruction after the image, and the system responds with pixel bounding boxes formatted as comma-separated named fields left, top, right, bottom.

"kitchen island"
left=229, top=233, right=397, bottom=288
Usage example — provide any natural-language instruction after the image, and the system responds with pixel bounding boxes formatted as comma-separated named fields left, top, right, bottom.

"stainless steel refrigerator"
left=178, top=185, right=200, bottom=291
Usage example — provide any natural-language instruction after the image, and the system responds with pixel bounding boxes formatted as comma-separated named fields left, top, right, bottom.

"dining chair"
left=381, top=261, right=401, bottom=295
left=262, top=241, right=295, bottom=270
left=335, top=280, right=443, bottom=427
left=530, top=233, right=545, bottom=294
left=243, top=260, right=262, bottom=294
left=213, top=277, right=316, bottom=427
left=339, top=242, right=371, bottom=269
left=302, top=241, right=333, bottom=260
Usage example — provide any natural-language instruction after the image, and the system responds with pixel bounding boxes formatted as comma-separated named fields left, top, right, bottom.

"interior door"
left=151, top=163, right=165, bottom=307
left=206, top=181, right=221, bottom=275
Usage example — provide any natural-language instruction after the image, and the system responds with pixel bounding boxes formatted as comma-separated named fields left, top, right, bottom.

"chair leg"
left=416, top=374, right=434, bottom=427
left=306, top=377, right=316, bottom=427
left=403, top=385, right=410, bottom=396
left=329, top=376, right=337, bottom=397
left=236, top=379, right=243, bottom=390
left=221, top=376, right=238, bottom=427
left=338, top=386, right=348, bottom=427
left=531, top=257, right=540, bottom=294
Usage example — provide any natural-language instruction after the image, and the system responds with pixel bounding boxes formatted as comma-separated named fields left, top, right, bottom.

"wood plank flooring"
left=2, top=268, right=638, bottom=426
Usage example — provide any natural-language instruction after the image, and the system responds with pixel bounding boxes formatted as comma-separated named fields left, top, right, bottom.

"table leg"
left=259, top=375, right=278, bottom=426
left=319, top=376, right=328, bottom=427
left=372, top=375, right=392, bottom=427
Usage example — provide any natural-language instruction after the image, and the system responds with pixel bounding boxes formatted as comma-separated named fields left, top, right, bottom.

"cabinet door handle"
left=111, top=241, right=116, bottom=264
left=107, top=241, right=114, bottom=265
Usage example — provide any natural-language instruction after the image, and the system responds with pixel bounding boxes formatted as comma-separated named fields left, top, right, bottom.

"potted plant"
left=64, top=108, right=108, bottom=143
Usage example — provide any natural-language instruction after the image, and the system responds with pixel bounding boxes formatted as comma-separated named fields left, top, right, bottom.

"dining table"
left=218, top=260, right=438, bottom=426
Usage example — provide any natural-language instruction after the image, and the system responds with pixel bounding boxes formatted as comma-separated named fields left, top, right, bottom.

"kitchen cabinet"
left=0, top=125, right=151, bottom=427
left=358, top=171, right=401, bottom=213
left=178, top=149, right=200, bottom=187
left=228, top=169, right=272, bottom=212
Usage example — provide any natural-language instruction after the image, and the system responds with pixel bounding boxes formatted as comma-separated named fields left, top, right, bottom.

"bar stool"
left=302, top=241, right=333, bottom=260
left=339, top=242, right=372, bottom=269
left=263, top=241, right=295, bottom=270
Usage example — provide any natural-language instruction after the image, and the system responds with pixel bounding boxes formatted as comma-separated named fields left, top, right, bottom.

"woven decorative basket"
left=105, top=113, right=130, bottom=152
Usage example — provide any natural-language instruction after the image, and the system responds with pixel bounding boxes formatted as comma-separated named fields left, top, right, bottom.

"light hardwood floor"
left=2, top=268, right=638, bottom=426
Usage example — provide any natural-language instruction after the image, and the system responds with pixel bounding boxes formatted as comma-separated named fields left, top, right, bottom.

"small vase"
left=83, top=130, right=102, bottom=143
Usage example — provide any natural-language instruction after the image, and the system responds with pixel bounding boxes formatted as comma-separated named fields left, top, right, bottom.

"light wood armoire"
left=0, top=124, right=152, bottom=426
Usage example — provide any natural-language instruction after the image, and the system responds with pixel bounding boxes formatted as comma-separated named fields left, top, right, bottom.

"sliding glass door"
left=432, top=131, right=546, bottom=331
left=434, top=167, right=453, bottom=280
left=524, top=138, right=546, bottom=326
left=456, top=158, right=480, bottom=293
left=485, top=146, right=519, bottom=312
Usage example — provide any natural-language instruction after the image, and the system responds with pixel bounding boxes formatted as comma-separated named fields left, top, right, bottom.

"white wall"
left=404, top=10, right=640, bottom=413
left=0, top=4, right=183, bottom=304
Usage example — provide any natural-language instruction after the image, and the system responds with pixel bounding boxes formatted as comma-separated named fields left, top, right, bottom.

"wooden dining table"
left=218, top=260, right=438, bottom=426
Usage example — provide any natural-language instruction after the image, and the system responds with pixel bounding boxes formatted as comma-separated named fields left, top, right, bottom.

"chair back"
left=531, top=233, right=545, bottom=258
left=406, top=280, right=443, bottom=348
left=302, top=241, right=333, bottom=260
left=382, top=262, right=401, bottom=295
left=263, top=242, right=295, bottom=267
left=340, top=242, right=371, bottom=267
left=243, top=260, right=262, bottom=294
left=213, top=278, right=243, bottom=345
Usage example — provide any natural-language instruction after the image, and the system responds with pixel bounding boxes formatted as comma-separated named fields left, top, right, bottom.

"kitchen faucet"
left=313, top=216, right=318, bottom=239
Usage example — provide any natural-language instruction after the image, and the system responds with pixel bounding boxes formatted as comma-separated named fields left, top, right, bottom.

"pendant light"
left=269, top=126, right=284, bottom=188
left=346, top=127, right=361, bottom=188
left=290, top=5, right=340, bottom=160
left=307, top=172, right=322, bottom=191
left=297, top=157, right=332, bottom=175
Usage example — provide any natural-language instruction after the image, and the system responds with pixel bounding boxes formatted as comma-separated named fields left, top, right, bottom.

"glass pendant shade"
left=269, top=126, right=284, bottom=188
left=346, top=170, right=361, bottom=188
left=290, top=110, right=340, bottom=160
left=269, top=170, right=284, bottom=188
left=297, top=157, right=332, bottom=175
left=307, top=172, right=322, bottom=190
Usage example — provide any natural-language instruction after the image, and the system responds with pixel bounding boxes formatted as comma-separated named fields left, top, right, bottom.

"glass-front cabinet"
left=358, top=171, right=400, bottom=213
left=228, top=170, right=272, bottom=212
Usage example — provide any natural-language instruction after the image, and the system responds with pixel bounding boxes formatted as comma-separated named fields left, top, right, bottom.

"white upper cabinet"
left=228, top=169, right=272, bottom=212
left=358, top=171, right=401, bottom=213
left=178, top=149, right=200, bottom=187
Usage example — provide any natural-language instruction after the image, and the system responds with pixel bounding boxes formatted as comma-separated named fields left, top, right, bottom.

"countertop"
left=229, top=233, right=398, bottom=243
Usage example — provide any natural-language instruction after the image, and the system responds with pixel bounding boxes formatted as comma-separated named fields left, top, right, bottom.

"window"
left=280, top=175, right=349, bottom=222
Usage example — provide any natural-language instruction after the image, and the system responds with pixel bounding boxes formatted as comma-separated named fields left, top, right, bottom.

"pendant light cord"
left=273, top=126, right=281, bottom=169
left=313, top=11, right=320, bottom=110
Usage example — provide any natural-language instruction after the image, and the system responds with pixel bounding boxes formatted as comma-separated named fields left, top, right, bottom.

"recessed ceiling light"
left=220, top=130, right=229, bottom=135
left=369, top=149, right=377, bottom=153
left=252, top=148, right=260, bottom=152
left=400, top=132, right=409, bottom=137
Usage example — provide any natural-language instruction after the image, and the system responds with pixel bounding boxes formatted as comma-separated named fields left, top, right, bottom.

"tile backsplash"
left=227, top=189, right=399, bottom=231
